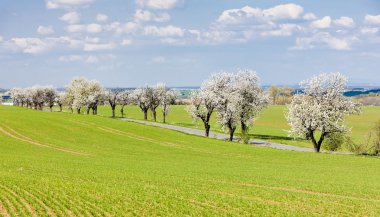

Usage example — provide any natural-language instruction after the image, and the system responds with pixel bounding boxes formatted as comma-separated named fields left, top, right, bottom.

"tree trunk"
left=152, top=109, right=157, bottom=122
left=59, top=105, right=62, bottom=112
left=50, top=106, right=53, bottom=112
left=87, top=107, right=90, bottom=115
left=143, top=110, right=148, bottom=120
left=77, top=108, right=81, bottom=114
left=204, top=121, right=210, bottom=137
left=111, top=105, right=116, bottom=117
left=228, top=125, right=236, bottom=141
left=163, top=112, right=166, bottom=123
left=310, top=130, right=325, bottom=152
left=241, top=121, right=249, bottom=144
left=121, top=106, right=125, bottom=117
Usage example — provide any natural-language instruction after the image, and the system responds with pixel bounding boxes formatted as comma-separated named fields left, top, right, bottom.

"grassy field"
left=95, top=105, right=380, bottom=149
left=0, top=105, right=380, bottom=216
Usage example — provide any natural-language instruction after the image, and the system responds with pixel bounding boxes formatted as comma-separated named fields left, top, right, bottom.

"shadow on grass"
left=176, top=122, right=198, bottom=128
left=249, top=134, right=294, bottom=141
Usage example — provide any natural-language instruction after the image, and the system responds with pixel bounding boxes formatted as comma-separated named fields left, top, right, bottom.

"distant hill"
left=343, top=89, right=380, bottom=97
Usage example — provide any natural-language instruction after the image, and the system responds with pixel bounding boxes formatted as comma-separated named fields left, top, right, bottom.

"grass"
left=95, top=105, right=380, bottom=150
left=0, top=105, right=380, bottom=216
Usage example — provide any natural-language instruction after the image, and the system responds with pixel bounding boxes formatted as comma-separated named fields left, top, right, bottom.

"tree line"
left=9, top=77, right=179, bottom=123
left=8, top=71, right=379, bottom=154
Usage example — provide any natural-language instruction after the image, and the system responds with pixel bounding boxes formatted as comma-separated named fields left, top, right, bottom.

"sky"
left=0, top=0, right=380, bottom=88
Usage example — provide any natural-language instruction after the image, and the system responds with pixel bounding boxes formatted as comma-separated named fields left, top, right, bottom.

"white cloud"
left=46, top=0, right=93, bottom=9
left=84, top=42, right=116, bottom=51
left=37, top=26, right=54, bottom=35
left=58, top=54, right=115, bottom=63
left=87, top=23, right=102, bottom=33
left=333, top=16, right=355, bottom=28
left=303, top=13, right=317, bottom=20
left=261, top=24, right=301, bottom=37
left=310, top=16, right=331, bottom=29
left=294, top=32, right=357, bottom=50
left=85, top=55, right=98, bottom=63
left=105, top=22, right=140, bottom=34
left=202, top=30, right=237, bottom=44
left=121, top=39, right=132, bottom=46
left=6, top=38, right=52, bottom=54
left=58, top=36, right=84, bottom=48
left=96, top=14, right=108, bottom=22
left=0, top=36, right=3, bottom=42
left=65, top=24, right=103, bottom=33
left=144, top=25, right=184, bottom=37
left=361, top=27, right=379, bottom=34
left=263, top=4, right=303, bottom=20
left=150, top=56, right=166, bottom=64
left=136, top=0, right=182, bottom=10
left=60, top=12, right=80, bottom=24
left=134, top=9, right=170, bottom=22
left=217, top=4, right=303, bottom=25
left=65, top=24, right=85, bottom=33
left=361, top=52, right=380, bottom=59
left=364, top=14, right=380, bottom=25
left=84, top=37, right=100, bottom=43
left=58, top=55, right=83, bottom=62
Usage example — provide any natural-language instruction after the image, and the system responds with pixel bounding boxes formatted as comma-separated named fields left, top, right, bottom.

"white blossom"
left=65, top=77, right=104, bottom=114
left=132, top=86, right=153, bottom=120
left=286, top=72, right=361, bottom=152
left=155, top=83, right=178, bottom=123
left=117, top=90, right=132, bottom=117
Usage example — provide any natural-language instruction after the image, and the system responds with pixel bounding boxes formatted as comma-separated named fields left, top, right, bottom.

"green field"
left=95, top=105, right=380, bottom=150
left=0, top=105, right=380, bottom=216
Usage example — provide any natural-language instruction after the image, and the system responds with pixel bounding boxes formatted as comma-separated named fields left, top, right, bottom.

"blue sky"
left=1, top=0, right=380, bottom=88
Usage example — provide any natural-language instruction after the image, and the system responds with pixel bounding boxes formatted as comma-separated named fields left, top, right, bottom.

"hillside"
left=0, top=105, right=379, bottom=216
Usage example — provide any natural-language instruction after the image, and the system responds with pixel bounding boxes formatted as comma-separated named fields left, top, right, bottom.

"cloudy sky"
left=1, top=0, right=380, bottom=88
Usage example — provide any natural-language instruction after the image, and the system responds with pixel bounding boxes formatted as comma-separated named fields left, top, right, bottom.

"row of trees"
left=187, top=69, right=269, bottom=143
left=267, top=86, right=294, bottom=105
left=187, top=71, right=362, bottom=152
left=8, top=72, right=363, bottom=153
left=10, top=86, right=64, bottom=112
left=10, top=77, right=179, bottom=122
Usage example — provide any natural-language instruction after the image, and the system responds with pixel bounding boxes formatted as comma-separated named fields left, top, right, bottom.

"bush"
left=322, top=133, right=346, bottom=151
left=346, top=121, right=380, bottom=156
left=371, top=120, right=380, bottom=155
left=346, top=140, right=370, bottom=155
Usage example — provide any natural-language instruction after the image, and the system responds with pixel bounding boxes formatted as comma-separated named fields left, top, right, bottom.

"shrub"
left=322, top=133, right=347, bottom=151
left=371, top=120, right=380, bottom=155
left=346, top=121, right=380, bottom=156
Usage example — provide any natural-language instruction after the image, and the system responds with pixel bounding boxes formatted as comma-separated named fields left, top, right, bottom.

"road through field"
left=120, top=118, right=317, bottom=153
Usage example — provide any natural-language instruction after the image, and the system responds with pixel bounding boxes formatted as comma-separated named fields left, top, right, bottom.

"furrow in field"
left=7, top=185, right=57, bottom=217
left=31, top=189, right=82, bottom=217
left=0, top=199, right=10, bottom=217
left=0, top=187, right=27, bottom=217
left=74, top=196, right=112, bottom=217
left=211, top=190, right=281, bottom=206
left=39, top=187, right=110, bottom=217
left=13, top=186, right=74, bottom=217
left=0, top=184, right=38, bottom=217
left=0, top=125, right=90, bottom=156
left=0, top=196, right=15, bottom=217
left=98, top=125, right=216, bottom=155
left=220, top=180, right=380, bottom=203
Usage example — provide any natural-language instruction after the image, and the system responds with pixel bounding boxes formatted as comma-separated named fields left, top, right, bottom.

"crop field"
left=0, top=105, right=380, bottom=216
left=95, top=105, right=380, bottom=149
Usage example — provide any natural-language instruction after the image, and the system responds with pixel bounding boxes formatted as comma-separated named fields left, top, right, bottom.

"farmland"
left=95, top=105, right=380, bottom=149
left=0, top=105, right=379, bottom=216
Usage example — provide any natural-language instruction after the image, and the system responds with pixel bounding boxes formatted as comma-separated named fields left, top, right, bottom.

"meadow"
left=1, top=105, right=380, bottom=216
left=95, top=105, right=380, bottom=150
